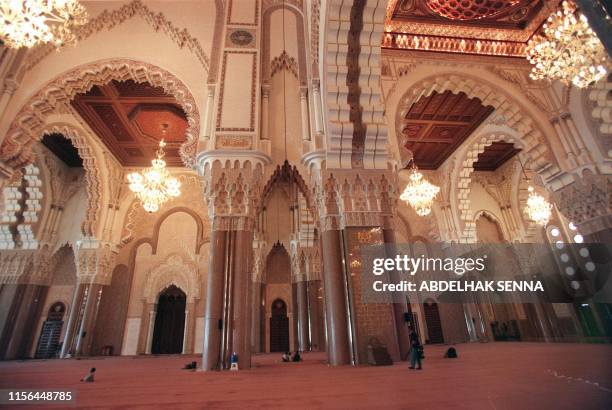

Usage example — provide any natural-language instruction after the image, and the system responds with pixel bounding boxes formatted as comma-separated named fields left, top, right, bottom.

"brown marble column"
left=307, top=280, right=323, bottom=351
left=383, top=228, right=411, bottom=360
left=202, top=228, right=228, bottom=370
left=231, top=229, right=253, bottom=369
left=183, top=301, right=196, bottom=354
left=321, top=229, right=351, bottom=365
left=296, top=279, right=309, bottom=351
left=250, top=281, right=263, bottom=353
left=0, top=284, right=26, bottom=359
left=6, top=285, right=47, bottom=359
left=0, top=284, right=48, bottom=359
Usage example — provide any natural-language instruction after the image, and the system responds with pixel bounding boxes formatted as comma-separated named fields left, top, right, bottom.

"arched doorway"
left=423, top=299, right=444, bottom=344
left=152, top=286, right=186, bottom=354
left=35, top=302, right=66, bottom=359
left=270, top=299, right=289, bottom=352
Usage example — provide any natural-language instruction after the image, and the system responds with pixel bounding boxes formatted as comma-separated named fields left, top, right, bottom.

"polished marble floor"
left=0, top=343, right=610, bottom=409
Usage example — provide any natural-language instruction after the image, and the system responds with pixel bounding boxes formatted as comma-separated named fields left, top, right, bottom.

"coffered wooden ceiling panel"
left=402, top=90, right=494, bottom=169
left=72, top=80, right=188, bottom=167
left=473, top=141, right=521, bottom=171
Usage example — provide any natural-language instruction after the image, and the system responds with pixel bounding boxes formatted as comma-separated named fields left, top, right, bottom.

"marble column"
left=382, top=228, right=411, bottom=360
left=321, top=228, right=351, bottom=365
left=74, top=283, right=103, bottom=356
left=261, top=85, right=271, bottom=139
left=307, top=280, right=323, bottom=351
left=296, top=279, right=309, bottom=351
left=9, top=285, right=47, bottom=360
left=0, top=284, right=48, bottom=360
left=202, top=228, right=228, bottom=370
left=60, top=284, right=85, bottom=358
left=311, top=80, right=323, bottom=135
left=231, top=229, right=253, bottom=369
left=145, top=304, right=156, bottom=354
left=250, top=281, right=263, bottom=353
left=299, top=87, right=310, bottom=141
left=203, top=85, right=216, bottom=139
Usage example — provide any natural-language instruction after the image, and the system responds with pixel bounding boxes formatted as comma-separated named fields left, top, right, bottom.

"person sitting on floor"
left=292, top=350, right=302, bottom=362
left=282, top=352, right=291, bottom=362
left=81, top=367, right=96, bottom=382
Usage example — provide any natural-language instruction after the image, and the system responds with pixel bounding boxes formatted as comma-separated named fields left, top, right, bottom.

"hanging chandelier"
left=526, top=1, right=608, bottom=88
left=127, top=139, right=180, bottom=213
left=0, top=0, right=88, bottom=49
left=524, top=186, right=553, bottom=226
left=399, top=159, right=440, bottom=216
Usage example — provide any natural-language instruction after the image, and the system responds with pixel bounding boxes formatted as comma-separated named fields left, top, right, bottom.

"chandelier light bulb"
left=0, top=0, right=88, bottom=49
left=526, top=1, right=609, bottom=88
left=524, top=186, right=553, bottom=226
left=400, top=164, right=440, bottom=217
left=127, top=139, right=180, bottom=213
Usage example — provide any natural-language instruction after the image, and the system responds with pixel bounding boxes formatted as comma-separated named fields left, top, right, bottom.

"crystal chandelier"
left=399, top=160, right=440, bottom=216
left=127, top=140, right=180, bottom=213
left=0, top=0, right=88, bottom=49
left=524, top=186, right=552, bottom=226
left=526, top=1, right=608, bottom=88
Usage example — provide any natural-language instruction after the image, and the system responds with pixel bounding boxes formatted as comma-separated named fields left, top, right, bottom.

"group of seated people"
left=281, top=351, right=302, bottom=362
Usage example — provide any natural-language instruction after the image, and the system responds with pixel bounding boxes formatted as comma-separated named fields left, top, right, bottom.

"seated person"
left=81, top=367, right=96, bottom=382
left=282, top=352, right=291, bottom=362
left=292, top=350, right=302, bottom=362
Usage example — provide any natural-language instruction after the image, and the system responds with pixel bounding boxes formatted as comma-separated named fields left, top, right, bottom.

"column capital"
left=314, top=170, right=397, bottom=232
left=197, top=155, right=267, bottom=225
left=299, top=86, right=308, bottom=99
left=261, top=83, right=271, bottom=97
left=74, top=241, right=117, bottom=285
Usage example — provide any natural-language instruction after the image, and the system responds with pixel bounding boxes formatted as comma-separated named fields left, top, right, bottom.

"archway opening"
left=423, top=299, right=444, bottom=344
left=35, top=302, right=66, bottom=359
left=152, top=285, right=186, bottom=354
left=270, top=298, right=289, bottom=353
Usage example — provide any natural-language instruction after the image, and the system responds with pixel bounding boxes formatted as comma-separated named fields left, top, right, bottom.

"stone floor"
left=0, top=343, right=611, bottom=409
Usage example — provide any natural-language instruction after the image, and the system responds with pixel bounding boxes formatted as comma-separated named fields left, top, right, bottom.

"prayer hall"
left=0, top=1, right=610, bottom=408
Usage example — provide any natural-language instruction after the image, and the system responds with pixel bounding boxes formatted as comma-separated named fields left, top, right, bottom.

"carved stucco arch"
left=41, top=123, right=104, bottom=238
left=392, top=72, right=562, bottom=185
left=0, top=59, right=201, bottom=172
left=452, top=120, right=549, bottom=243
left=453, top=128, right=531, bottom=242
left=143, top=254, right=200, bottom=304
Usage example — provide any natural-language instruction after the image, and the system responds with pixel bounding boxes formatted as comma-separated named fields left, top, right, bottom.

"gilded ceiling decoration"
left=384, top=0, right=557, bottom=57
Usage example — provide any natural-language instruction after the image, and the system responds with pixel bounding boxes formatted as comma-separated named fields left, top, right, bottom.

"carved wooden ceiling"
left=71, top=80, right=188, bottom=167
left=42, top=133, right=83, bottom=167
left=473, top=141, right=521, bottom=171
left=401, top=90, right=494, bottom=169
left=384, top=0, right=556, bottom=57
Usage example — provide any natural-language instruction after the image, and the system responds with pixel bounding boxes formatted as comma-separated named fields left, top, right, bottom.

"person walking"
left=408, top=327, right=422, bottom=370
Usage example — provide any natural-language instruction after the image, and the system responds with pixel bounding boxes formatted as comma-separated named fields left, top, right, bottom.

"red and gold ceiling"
left=71, top=80, right=188, bottom=167
left=383, top=0, right=557, bottom=57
